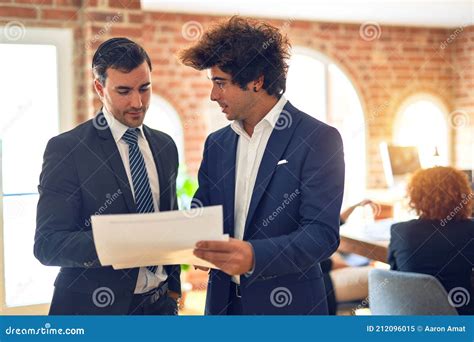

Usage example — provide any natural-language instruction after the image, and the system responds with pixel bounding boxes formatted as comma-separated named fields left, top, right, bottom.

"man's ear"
left=253, top=75, right=264, bottom=92
left=94, top=79, right=104, bottom=98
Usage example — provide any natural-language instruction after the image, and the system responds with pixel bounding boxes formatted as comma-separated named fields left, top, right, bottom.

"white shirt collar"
left=102, top=106, right=145, bottom=143
left=231, top=95, right=287, bottom=137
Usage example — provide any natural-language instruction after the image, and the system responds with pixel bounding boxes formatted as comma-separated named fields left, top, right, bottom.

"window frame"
left=0, top=26, right=74, bottom=315
left=393, top=93, right=452, bottom=166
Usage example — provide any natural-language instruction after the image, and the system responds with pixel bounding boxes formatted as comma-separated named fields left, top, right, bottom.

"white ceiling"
left=142, top=0, right=473, bottom=28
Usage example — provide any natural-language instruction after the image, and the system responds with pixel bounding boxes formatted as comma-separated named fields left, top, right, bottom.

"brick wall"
left=1, top=1, right=472, bottom=187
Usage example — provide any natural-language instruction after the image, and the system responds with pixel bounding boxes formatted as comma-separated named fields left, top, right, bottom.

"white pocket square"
left=277, top=159, right=288, bottom=165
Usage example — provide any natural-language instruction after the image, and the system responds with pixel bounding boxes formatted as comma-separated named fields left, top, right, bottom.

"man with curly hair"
left=180, top=16, right=345, bottom=315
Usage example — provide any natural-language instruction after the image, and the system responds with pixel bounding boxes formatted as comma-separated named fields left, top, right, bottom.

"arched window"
left=144, top=95, right=185, bottom=164
left=393, top=95, right=449, bottom=168
left=286, top=47, right=366, bottom=207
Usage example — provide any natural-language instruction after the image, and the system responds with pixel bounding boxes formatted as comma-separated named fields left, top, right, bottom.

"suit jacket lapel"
left=95, top=111, right=137, bottom=213
left=222, top=130, right=239, bottom=237
left=244, top=102, right=301, bottom=236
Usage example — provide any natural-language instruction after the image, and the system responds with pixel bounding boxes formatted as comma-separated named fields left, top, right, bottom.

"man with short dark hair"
left=180, top=17, right=345, bottom=315
left=35, top=37, right=181, bottom=315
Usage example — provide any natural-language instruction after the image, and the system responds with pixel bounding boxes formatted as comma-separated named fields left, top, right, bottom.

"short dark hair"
left=179, top=16, right=291, bottom=97
left=92, top=37, right=152, bottom=85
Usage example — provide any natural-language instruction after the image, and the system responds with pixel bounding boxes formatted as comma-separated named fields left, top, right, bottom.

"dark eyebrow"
left=115, top=82, right=151, bottom=91
left=209, top=76, right=228, bottom=81
left=115, top=86, right=132, bottom=91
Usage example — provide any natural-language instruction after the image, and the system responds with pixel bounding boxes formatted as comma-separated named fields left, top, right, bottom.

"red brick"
left=0, top=5, right=37, bottom=18
left=109, top=26, right=142, bottom=37
left=15, top=0, right=53, bottom=4
left=86, top=11, right=124, bottom=22
left=54, top=0, right=82, bottom=6
left=108, top=0, right=140, bottom=9
left=42, top=8, right=78, bottom=21
left=128, top=13, right=143, bottom=23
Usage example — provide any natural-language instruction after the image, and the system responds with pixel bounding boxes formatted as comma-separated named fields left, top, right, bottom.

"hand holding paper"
left=194, top=238, right=255, bottom=276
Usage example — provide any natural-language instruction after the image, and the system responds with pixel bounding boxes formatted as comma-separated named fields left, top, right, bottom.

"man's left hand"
left=193, top=238, right=254, bottom=276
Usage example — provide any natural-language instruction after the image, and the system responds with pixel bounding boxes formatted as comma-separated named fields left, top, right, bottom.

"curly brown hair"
left=179, top=16, right=291, bottom=97
left=407, top=166, right=473, bottom=220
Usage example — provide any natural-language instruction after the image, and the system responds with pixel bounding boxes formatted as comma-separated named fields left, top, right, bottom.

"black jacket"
left=34, top=112, right=181, bottom=315
left=388, top=218, right=474, bottom=315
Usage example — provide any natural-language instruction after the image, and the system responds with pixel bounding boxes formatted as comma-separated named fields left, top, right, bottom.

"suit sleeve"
left=387, top=224, right=400, bottom=270
left=34, top=136, right=100, bottom=268
left=249, top=126, right=345, bottom=278
left=164, top=136, right=182, bottom=294
left=192, top=135, right=212, bottom=208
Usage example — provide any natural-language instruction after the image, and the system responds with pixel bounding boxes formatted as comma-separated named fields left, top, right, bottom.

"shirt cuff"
left=244, top=242, right=256, bottom=277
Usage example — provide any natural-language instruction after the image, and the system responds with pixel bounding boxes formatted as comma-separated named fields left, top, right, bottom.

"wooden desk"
left=338, top=221, right=390, bottom=263
left=338, top=233, right=388, bottom=263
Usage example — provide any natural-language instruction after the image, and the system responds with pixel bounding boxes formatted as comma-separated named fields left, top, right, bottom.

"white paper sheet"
left=91, top=205, right=227, bottom=269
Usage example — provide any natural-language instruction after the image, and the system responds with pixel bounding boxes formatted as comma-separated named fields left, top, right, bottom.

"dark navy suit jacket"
left=34, top=112, right=181, bottom=315
left=389, top=219, right=474, bottom=315
left=193, top=101, right=345, bottom=314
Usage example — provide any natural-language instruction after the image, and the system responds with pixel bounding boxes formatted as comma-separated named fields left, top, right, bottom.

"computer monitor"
left=380, top=143, right=421, bottom=187
left=461, top=169, right=473, bottom=183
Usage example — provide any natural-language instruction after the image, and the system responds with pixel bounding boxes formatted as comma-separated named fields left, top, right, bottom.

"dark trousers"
left=226, top=282, right=243, bottom=315
left=128, top=282, right=178, bottom=315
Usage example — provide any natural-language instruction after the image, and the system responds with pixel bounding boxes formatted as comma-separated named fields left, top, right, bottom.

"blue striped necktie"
left=122, top=128, right=157, bottom=274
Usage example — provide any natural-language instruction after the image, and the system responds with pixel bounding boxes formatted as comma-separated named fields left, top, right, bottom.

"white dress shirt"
left=103, top=108, right=168, bottom=294
left=231, top=96, right=288, bottom=284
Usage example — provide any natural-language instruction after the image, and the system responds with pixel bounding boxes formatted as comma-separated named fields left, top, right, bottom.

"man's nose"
left=210, top=85, right=220, bottom=102
left=130, top=91, right=143, bottom=109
